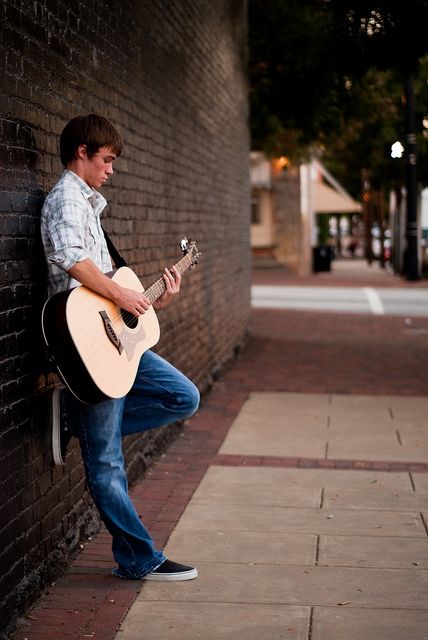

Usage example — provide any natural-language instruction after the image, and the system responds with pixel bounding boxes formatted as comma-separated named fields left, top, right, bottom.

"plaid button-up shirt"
left=41, top=170, right=113, bottom=297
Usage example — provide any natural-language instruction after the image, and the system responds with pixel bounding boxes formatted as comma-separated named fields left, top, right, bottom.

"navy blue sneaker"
left=144, top=559, right=198, bottom=582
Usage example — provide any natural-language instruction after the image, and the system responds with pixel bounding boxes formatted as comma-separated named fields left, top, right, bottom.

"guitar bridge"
left=99, top=310, right=124, bottom=355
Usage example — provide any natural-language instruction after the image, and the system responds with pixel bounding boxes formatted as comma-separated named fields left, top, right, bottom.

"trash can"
left=312, top=245, right=333, bottom=272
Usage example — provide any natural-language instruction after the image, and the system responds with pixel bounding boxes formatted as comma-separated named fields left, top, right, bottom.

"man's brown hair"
left=60, top=113, right=123, bottom=167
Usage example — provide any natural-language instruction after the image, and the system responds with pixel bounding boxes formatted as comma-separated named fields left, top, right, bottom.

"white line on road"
left=251, top=284, right=428, bottom=316
left=363, top=287, right=385, bottom=315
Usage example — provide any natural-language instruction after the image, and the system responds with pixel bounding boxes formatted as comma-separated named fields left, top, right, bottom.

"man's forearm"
left=67, top=259, right=152, bottom=316
left=68, top=259, right=122, bottom=304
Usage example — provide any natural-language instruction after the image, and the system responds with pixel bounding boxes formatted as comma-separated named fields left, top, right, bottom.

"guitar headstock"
left=180, top=237, right=201, bottom=269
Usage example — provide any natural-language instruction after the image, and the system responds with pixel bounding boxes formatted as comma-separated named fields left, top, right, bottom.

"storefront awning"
left=315, top=181, right=361, bottom=213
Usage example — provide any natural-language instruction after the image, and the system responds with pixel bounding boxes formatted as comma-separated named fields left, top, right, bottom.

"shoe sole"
left=144, top=568, right=198, bottom=582
left=52, top=386, right=65, bottom=466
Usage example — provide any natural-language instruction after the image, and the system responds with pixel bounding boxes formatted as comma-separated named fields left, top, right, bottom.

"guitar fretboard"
left=144, top=253, right=193, bottom=304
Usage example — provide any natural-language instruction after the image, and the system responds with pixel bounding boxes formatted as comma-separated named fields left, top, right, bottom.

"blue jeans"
left=62, top=350, right=200, bottom=578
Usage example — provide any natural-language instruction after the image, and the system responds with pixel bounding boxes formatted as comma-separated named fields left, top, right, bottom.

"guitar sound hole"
left=121, top=309, right=138, bottom=329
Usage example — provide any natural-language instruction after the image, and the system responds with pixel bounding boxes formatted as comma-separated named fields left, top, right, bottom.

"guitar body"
left=42, top=267, right=160, bottom=404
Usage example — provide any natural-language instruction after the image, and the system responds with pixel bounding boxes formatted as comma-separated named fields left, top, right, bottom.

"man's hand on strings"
left=118, top=288, right=151, bottom=316
left=153, top=266, right=181, bottom=310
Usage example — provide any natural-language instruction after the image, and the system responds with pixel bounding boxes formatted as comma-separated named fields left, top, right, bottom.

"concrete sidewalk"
left=114, top=264, right=428, bottom=640
left=10, top=267, right=428, bottom=640
left=252, top=258, right=428, bottom=288
left=117, top=391, right=428, bottom=640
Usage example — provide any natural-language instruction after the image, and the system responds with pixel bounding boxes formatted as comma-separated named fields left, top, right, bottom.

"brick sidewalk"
left=9, top=303, right=428, bottom=640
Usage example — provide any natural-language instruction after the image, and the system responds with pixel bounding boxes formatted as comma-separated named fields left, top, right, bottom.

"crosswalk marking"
left=363, top=287, right=385, bottom=315
left=251, top=285, right=428, bottom=316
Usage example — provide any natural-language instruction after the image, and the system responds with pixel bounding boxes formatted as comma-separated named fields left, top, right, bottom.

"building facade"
left=251, top=153, right=361, bottom=273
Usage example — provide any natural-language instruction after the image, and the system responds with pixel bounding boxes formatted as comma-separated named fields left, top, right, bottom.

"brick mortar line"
left=213, top=453, right=428, bottom=473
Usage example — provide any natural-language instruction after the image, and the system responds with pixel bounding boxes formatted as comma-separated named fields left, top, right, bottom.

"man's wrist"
left=108, top=280, right=125, bottom=306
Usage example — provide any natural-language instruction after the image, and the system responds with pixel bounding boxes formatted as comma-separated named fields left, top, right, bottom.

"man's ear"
left=76, top=144, right=87, bottom=160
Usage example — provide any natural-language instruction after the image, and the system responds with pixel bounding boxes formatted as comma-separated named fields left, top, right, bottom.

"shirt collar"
left=63, top=169, right=107, bottom=215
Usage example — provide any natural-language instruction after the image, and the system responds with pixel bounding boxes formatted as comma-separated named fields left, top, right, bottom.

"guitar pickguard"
left=118, top=324, right=147, bottom=361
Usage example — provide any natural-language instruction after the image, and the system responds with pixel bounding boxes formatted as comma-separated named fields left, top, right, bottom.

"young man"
left=41, top=114, right=200, bottom=581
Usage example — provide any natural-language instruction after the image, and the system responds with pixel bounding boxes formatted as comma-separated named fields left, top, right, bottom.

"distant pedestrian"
left=348, top=238, right=357, bottom=258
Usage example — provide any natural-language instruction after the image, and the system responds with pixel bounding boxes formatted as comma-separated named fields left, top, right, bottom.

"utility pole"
left=362, top=173, right=373, bottom=264
left=378, top=187, right=386, bottom=268
left=403, top=75, right=420, bottom=280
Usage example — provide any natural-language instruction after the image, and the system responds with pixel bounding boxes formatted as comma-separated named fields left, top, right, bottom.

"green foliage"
left=414, top=55, right=428, bottom=183
left=249, top=0, right=343, bottom=150
left=249, top=0, right=428, bottom=189
left=327, top=0, right=428, bottom=75
left=320, top=68, right=405, bottom=196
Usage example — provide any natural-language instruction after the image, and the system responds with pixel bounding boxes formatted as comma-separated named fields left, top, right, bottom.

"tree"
left=249, top=0, right=428, bottom=172
left=249, top=0, right=344, bottom=155
left=327, top=1, right=428, bottom=76
left=249, top=0, right=428, bottom=277
left=320, top=68, right=404, bottom=197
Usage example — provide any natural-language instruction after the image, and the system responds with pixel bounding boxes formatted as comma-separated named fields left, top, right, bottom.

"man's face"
left=81, top=145, right=117, bottom=189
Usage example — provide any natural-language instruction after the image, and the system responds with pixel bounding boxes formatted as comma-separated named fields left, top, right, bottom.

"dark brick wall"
left=0, top=0, right=250, bottom=631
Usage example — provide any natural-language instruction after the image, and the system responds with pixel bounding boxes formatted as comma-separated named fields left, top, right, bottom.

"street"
left=252, top=284, right=428, bottom=316
left=252, top=259, right=428, bottom=317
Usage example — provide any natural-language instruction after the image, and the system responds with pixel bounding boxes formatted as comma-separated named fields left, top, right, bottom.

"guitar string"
left=114, top=253, right=192, bottom=326
left=105, top=272, right=184, bottom=326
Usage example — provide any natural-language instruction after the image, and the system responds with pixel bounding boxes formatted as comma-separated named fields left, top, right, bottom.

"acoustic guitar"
left=41, top=238, right=200, bottom=404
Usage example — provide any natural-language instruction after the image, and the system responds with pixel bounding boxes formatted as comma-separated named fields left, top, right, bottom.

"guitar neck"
left=144, top=253, right=193, bottom=304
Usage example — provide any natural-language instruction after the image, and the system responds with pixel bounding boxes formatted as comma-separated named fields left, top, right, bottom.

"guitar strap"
left=102, top=227, right=128, bottom=268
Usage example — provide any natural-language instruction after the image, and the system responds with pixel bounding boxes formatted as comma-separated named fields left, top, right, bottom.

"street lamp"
left=403, top=76, right=420, bottom=281
left=391, top=141, right=404, bottom=159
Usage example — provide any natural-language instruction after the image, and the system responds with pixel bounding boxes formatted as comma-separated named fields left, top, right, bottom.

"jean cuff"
left=112, top=552, right=167, bottom=579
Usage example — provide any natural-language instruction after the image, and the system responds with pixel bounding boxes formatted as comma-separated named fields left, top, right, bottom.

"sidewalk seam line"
left=308, top=606, right=314, bottom=640
left=420, top=513, right=428, bottom=537
left=314, top=536, right=320, bottom=566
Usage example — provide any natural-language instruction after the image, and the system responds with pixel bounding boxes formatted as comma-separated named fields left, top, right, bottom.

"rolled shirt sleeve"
left=41, top=170, right=112, bottom=296
left=46, top=198, right=90, bottom=271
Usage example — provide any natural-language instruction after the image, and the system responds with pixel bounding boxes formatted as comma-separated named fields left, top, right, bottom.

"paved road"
left=252, top=285, right=428, bottom=317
